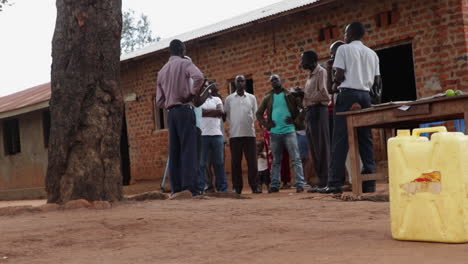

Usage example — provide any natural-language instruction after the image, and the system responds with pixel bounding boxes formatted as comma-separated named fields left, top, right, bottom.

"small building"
left=1, top=0, right=467, bottom=198
left=0, top=83, right=51, bottom=199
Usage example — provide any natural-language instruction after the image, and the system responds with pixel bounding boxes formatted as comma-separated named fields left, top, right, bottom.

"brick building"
left=120, top=0, right=468, bottom=182
left=1, top=0, right=466, bottom=197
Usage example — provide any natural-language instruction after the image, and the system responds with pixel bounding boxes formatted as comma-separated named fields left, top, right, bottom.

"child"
left=257, top=141, right=270, bottom=191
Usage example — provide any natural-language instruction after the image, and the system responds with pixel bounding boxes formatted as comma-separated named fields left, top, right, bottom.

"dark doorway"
left=376, top=44, right=417, bottom=103
left=229, top=77, right=254, bottom=94
left=121, top=111, right=131, bottom=186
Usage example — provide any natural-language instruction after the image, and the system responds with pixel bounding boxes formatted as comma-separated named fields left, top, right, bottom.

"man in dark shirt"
left=301, top=50, right=331, bottom=193
left=256, top=74, right=306, bottom=193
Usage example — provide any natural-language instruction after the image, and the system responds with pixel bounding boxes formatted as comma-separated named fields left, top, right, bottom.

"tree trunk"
left=46, top=0, right=123, bottom=203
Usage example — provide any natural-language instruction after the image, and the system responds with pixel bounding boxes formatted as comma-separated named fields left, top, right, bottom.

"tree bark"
left=46, top=0, right=123, bottom=203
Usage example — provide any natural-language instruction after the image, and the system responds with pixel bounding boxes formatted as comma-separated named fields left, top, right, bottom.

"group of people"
left=156, top=21, right=382, bottom=196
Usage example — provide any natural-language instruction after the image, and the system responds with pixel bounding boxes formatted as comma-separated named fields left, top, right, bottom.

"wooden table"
left=338, top=95, right=468, bottom=195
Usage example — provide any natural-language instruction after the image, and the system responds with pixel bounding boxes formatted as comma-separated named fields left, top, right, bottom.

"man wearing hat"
left=256, top=74, right=306, bottom=193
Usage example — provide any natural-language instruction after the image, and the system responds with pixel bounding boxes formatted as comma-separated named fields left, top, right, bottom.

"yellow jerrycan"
left=388, top=126, right=468, bottom=243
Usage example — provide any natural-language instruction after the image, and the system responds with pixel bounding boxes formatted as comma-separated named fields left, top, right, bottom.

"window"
left=375, top=9, right=399, bottom=27
left=228, top=77, right=254, bottom=94
left=153, top=97, right=168, bottom=130
left=43, top=110, right=51, bottom=148
left=318, top=25, right=339, bottom=42
left=3, top=118, right=21, bottom=155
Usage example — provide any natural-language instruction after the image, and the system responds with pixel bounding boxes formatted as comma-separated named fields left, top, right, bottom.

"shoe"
left=296, top=186, right=304, bottom=193
left=280, top=183, right=291, bottom=190
left=268, top=187, right=279, bottom=193
left=303, top=183, right=311, bottom=188
left=342, top=184, right=352, bottom=192
left=319, top=186, right=343, bottom=194
left=307, top=186, right=323, bottom=193
left=234, top=187, right=242, bottom=194
left=257, top=185, right=263, bottom=193
left=205, top=188, right=215, bottom=194
left=253, top=186, right=262, bottom=194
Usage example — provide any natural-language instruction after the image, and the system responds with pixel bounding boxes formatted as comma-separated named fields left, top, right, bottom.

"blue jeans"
left=168, top=105, right=199, bottom=195
left=199, top=135, right=229, bottom=192
left=270, top=132, right=305, bottom=189
left=329, top=89, right=376, bottom=187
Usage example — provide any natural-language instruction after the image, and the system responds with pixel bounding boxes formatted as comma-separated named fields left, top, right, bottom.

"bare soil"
left=0, top=184, right=467, bottom=264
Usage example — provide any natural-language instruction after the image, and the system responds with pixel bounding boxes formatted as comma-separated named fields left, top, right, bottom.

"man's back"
left=156, top=56, right=204, bottom=109
left=333, top=41, right=380, bottom=91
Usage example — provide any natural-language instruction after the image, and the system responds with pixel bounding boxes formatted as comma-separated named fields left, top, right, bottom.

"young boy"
left=256, top=141, right=270, bottom=191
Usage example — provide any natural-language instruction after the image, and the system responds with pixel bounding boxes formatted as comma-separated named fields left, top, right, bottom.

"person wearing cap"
left=256, top=74, right=306, bottom=193
left=198, top=82, right=229, bottom=194
left=326, top=40, right=345, bottom=140
left=300, top=50, right=331, bottom=193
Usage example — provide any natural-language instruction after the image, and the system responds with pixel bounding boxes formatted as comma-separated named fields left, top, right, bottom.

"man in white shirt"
left=225, top=75, right=260, bottom=194
left=322, top=22, right=382, bottom=194
left=199, top=85, right=229, bottom=193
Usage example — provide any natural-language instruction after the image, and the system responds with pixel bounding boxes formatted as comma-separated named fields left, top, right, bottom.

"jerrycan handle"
left=412, top=126, right=447, bottom=137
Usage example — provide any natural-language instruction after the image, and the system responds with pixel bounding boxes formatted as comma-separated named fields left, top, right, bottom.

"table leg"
left=347, top=116, right=362, bottom=195
left=385, top=128, right=395, bottom=138
left=464, top=109, right=468, bottom=135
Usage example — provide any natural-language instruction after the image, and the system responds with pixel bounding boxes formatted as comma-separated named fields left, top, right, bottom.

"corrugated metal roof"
left=0, top=83, right=51, bottom=115
left=121, top=0, right=323, bottom=62
left=1, top=0, right=327, bottom=117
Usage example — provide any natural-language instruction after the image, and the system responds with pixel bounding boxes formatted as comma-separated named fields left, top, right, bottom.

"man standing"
left=326, top=41, right=345, bottom=139
left=322, top=22, right=382, bottom=194
left=299, top=51, right=331, bottom=193
left=225, top=75, right=260, bottom=194
left=199, top=84, right=229, bottom=193
left=156, top=39, right=204, bottom=196
left=256, top=74, right=306, bottom=193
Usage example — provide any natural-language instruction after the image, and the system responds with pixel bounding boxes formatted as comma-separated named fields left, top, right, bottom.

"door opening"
left=376, top=43, right=417, bottom=103
left=121, top=111, right=131, bottom=186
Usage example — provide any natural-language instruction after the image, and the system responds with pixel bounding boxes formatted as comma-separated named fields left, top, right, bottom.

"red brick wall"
left=121, top=0, right=468, bottom=181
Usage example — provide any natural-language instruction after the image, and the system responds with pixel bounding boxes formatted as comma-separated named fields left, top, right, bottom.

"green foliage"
left=121, top=9, right=159, bottom=55
left=0, top=0, right=11, bottom=11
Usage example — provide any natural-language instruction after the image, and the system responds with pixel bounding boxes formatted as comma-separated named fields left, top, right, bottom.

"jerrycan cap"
left=397, top=129, right=411, bottom=137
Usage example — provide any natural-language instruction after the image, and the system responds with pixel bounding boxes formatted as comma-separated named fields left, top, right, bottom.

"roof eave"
left=0, top=100, right=49, bottom=120
left=121, top=0, right=336, bottom=64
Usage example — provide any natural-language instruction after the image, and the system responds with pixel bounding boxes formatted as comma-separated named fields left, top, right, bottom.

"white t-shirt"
left=201, top=96, right=223, bottom=136
left=258, top=152, right=268, bottom=172
left=225, top=92, right=258, bottom=138
left=333, top=40, right=380, bottom=91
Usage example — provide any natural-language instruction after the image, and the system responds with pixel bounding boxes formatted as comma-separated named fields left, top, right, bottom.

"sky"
left=0, top=0, right=281, bottom=97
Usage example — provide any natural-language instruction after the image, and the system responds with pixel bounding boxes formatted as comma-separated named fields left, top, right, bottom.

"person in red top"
left=326, top=40, right=345, bottom=141
left=156, top=39, right=205, bottom=196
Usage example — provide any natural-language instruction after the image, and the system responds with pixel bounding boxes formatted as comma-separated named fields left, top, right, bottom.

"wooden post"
left=347, top=116, right=362, bottom=195
left=464, top=104, right=468, bottom=134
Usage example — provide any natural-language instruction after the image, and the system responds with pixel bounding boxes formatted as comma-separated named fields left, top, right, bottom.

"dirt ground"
left=0, top=184, right=467, bottom=264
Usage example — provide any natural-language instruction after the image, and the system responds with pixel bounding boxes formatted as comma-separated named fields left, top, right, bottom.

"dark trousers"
left=306, top=105, right=330, bottom=188
left=258, top=170, right=271, bottom=186
left=168, top=105, right=199, bottom=195
left=329, top=89, right=376, bottom=187
left=329, top=113, right=334, bottom=143
left=229, top=137, right=258, bottom=193
left=205, top=152, right=215, bottom=192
